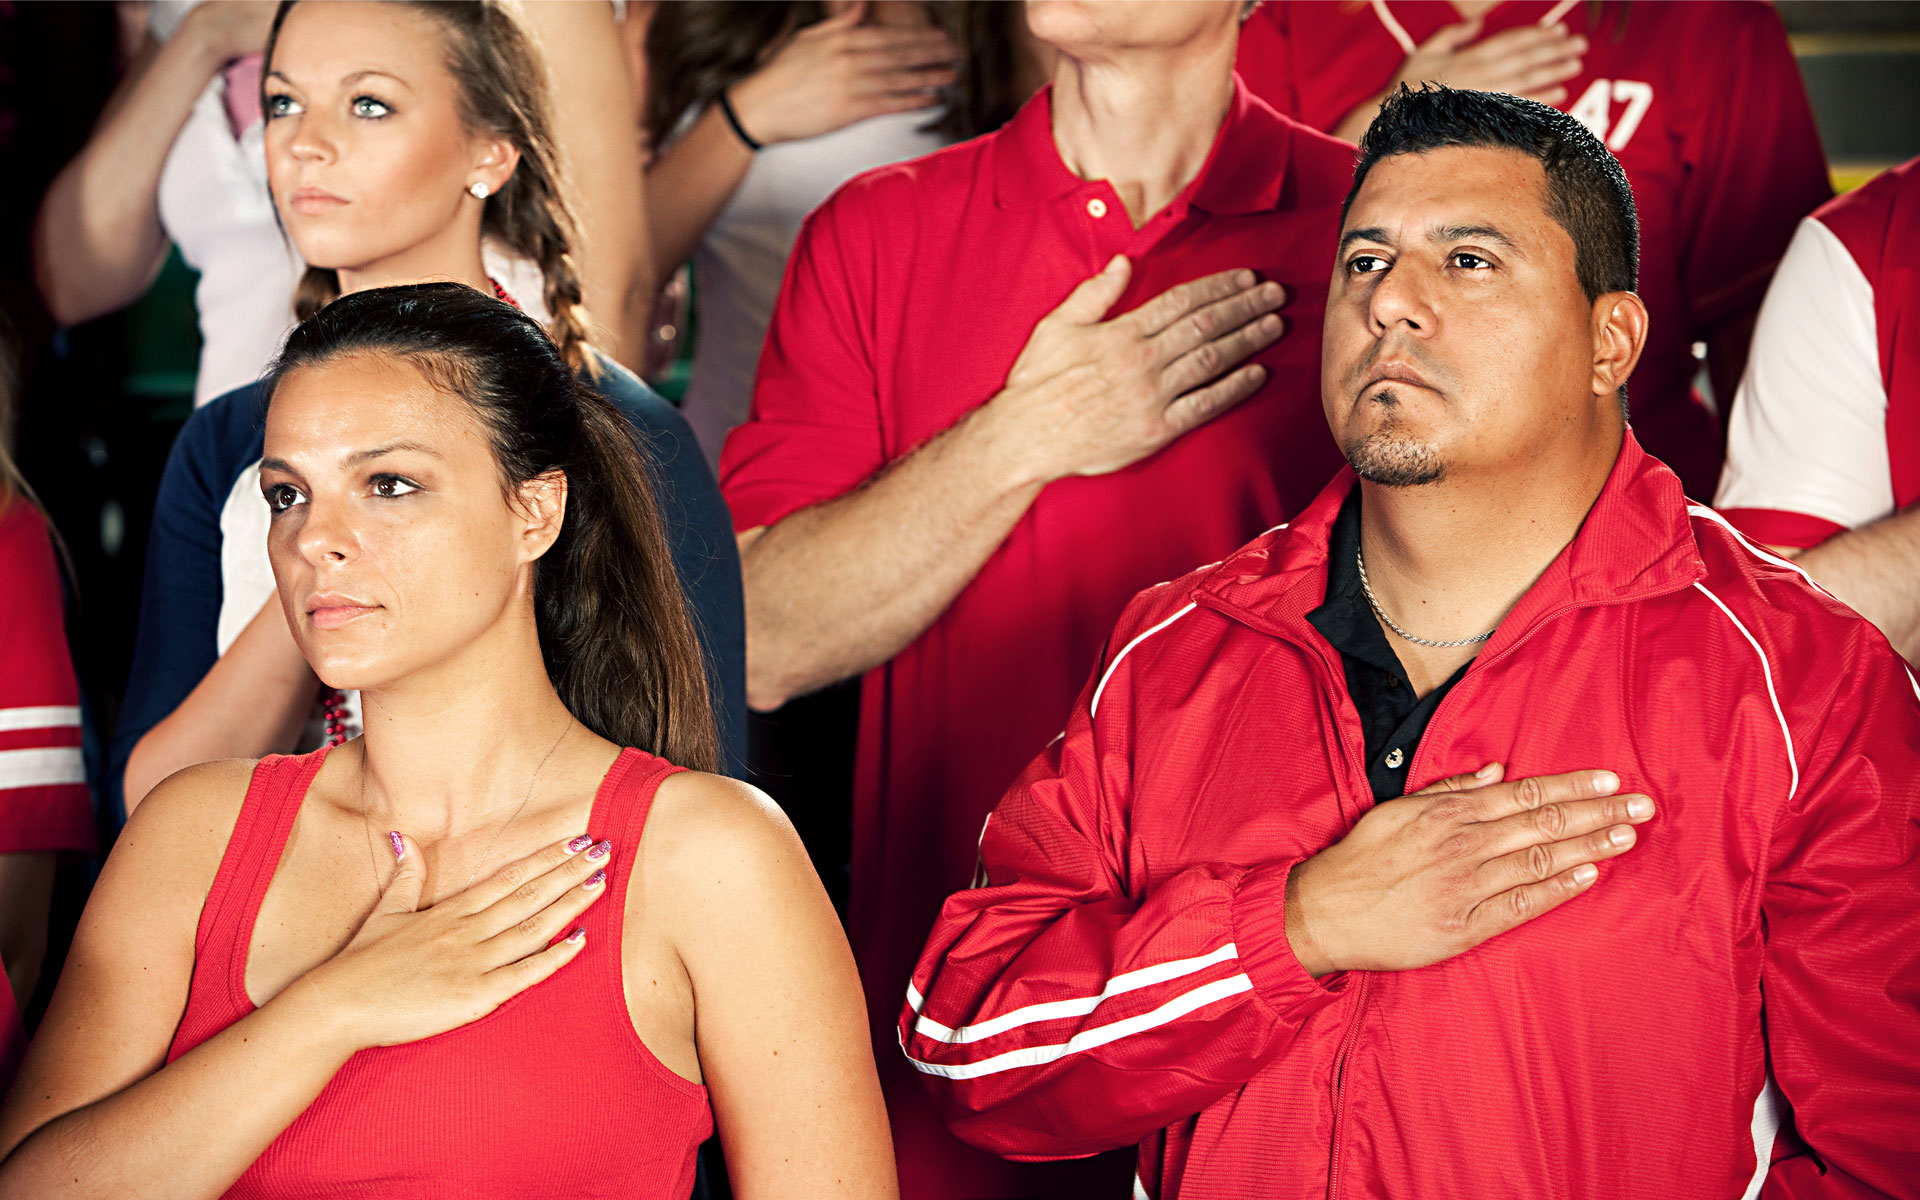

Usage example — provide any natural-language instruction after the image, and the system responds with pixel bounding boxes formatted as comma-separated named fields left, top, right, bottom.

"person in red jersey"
left=0, top=286, right=895, bottom=1199
left=720, top=1, right=1355, bottom=1192
left=905, top=87, right=1920, bottom=1200
left=0, top=442, right=96, bottom=1094
left=1236, top=0, right=1832, bottom=498
left=1716, top=156, right=1920, bottom=665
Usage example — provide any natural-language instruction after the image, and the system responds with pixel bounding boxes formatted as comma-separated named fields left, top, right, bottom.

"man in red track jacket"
left=902, top=86, right=1920, bottom=1199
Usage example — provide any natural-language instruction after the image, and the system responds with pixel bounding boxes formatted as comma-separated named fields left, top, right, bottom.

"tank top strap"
left=582, top=749, right=687, bottom=997
left=192, top=748, right=332, bottom=1011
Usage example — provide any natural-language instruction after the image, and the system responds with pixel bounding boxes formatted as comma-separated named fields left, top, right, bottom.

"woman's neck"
left=335, top=223, right=493, bottom=299
left=1047, top=33, right=1237, bottom=229
left=352, top=616, right=582, bottom=839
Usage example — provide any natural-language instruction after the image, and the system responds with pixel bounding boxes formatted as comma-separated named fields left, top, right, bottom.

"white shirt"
left=683, top=107, right=948, bottom=468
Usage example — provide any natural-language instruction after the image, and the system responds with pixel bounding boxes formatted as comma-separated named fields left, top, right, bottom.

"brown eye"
left=370, top=474, right=420, bottom=499
left=1451, top=252, right=1491, bottom=270
left=264, top=484, right=305, bottom=513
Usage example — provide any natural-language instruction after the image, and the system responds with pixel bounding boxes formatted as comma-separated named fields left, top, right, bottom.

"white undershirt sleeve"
left=1715, top=217, right=1892, bottom=542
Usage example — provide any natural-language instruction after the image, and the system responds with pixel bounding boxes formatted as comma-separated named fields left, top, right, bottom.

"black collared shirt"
left=1306, top=490, right=1473, bottom=802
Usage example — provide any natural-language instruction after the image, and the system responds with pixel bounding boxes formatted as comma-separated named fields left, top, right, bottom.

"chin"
left=1342, top=430, right=1446, bottom=488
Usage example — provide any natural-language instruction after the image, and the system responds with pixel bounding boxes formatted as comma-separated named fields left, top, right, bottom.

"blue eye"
left=265, top=93, right=302, bottom=119
left=370, top=474, right=419, bottom=498
left=351, top=95, right=392, bottom=119
left=264, top=483, right=306, bottom=513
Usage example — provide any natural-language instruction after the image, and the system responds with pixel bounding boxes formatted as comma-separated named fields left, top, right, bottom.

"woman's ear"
left=515, top=470, right=568, bottom=562
left=469, top=134, right=522, bottom=199
left=1590, top=290, right=1649, bottom=401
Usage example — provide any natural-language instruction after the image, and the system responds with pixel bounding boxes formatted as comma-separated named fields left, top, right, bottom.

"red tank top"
left=168, top=746, right=713, bottom=1198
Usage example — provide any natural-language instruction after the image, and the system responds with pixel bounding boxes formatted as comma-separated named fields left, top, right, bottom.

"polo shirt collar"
left=1194, top=431, right=1707, bottom=650
left=991, top=73, right=1294, bottom=216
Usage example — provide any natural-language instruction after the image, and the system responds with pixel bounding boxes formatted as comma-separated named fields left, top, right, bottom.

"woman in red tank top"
left=0, top=294, right=895, bottom=1193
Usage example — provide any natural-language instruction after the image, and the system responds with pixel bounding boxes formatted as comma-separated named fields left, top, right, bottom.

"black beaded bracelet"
left=717, top=87, right=763, bottom=152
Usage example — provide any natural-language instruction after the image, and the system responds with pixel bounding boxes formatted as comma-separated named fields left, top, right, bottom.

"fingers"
left=1460, top=768, right=1622, bottom=823
left=457, top=833, right=597, bottom=914
left=1413, top=762, right=1505, bottom=794
left=1416, top=18, right=1482, bottom=55
left=1481, top=790, right=1655, bottom=858
left=857, top=64, right=961, bottom=98
left=843, top=25, right=959, bottom=63
left=1478, top=805, right=1647, bottom=892
left=1051, top=256, right=1133, bottom=326
left=472, top=834, right=611, bottom=939
left=377, top=832, right=425, bottom=915
left=489, top=924, right=591, bottom=997
left=1160, top=311, right=1284, bottom=399
left=1465, top=862, right=1601, bottom=943
left=1152, top=279, right=1287, bottom=363
left=482, top=853, right=612, bottom=962
left=1163, top=362, right=1268, bottom=437
left=1128, top=269, right=1262, bottom=338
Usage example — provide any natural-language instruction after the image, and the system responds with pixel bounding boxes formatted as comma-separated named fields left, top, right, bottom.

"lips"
left=1361, top=361, right=1435, bottom=393
left=306, top=593, right=380, bottom=630
left=287, top=185, right=348, bottom=215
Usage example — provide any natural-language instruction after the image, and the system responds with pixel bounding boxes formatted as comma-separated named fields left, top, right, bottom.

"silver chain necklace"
left=358, top=720, right=573, bottom=897
left=1355, top=549, right=1496, bottom=649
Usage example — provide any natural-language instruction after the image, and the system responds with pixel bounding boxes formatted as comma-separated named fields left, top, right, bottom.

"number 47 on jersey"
left=1568, top=79, right=1653, bottom=152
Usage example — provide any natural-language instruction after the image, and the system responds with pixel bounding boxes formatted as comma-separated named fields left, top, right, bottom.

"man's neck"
left=1356, top=435, right=1621, bottom=693
left=1048, top=37, right=1237, bottom=229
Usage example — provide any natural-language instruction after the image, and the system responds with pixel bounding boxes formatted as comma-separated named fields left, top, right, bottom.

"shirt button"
left=1385, top=747, right=1405, bottom=769
left=1087, top=197, right=1108, bottom=219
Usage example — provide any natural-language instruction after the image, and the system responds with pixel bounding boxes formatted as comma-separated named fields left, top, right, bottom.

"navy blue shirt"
left=110, top=351, right=745, bottom=818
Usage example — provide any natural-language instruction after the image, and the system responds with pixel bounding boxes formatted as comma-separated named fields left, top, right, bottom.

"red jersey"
left=169, top=747, right=713, bottom=1197
left=1237, top=0, right=1832, bottom=498
left=1718, top=157, right=1920, bottom=550
left=903, top=433, right=1920, bottom=1199
left=721, top=81, right=1354, bottom=1198
left=0, top=499, right=93, bottom=856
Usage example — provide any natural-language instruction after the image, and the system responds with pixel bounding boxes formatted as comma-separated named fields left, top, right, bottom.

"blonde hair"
left=267, top=0, right=597, bottom=370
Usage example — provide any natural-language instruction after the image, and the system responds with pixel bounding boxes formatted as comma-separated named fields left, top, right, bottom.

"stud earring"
left=468, top=180, right=491, bottom=200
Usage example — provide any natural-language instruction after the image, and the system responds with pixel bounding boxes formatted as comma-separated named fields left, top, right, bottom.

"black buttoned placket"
left=1306, top=490, right=1475, bottom=803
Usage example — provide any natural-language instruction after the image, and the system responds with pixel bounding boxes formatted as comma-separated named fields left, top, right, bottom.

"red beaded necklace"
left=319, top=276, right=526, bottom=749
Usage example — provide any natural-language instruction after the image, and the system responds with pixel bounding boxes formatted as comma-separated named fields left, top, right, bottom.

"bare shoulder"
left=105, top=757, right=258, bottom=902
left=641, top=770, right=812, bottom=896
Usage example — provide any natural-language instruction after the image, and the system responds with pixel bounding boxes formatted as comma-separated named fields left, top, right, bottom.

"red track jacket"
left=902, top=435, right=1920, bottom=1199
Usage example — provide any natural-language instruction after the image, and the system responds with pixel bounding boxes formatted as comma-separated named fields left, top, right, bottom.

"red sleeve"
left=1760, top=626, right=1920, bottom=1198
left=717, top=186, right=890, bottom=533
left=1677, top=2, right=1832, bottom=340
left=898, top=588, right=1348, bottom=1160
left=1233, top=4, right=1301, bottom=120
left=0, top=502, right=93, bottom=855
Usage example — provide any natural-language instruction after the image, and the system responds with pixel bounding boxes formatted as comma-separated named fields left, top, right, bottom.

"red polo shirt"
left=1718, top=157, right=1920, bottom=553
left=721, top=79, right=1353, bottom=1199
left=1236, top=0, right=1831, bottom=499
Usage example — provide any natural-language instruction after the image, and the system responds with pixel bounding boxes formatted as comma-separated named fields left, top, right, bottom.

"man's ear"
left=515, top=470, right=569, bottom=562
left=1590, top=290, right=1649, bottom=402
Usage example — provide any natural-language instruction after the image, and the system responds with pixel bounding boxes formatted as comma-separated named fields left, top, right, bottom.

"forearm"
left=0, top=981, right=357, bottom=1198
left=643, top=106, right=754, bottom=283
left=0, top=854, right=55, bottom=1014
left=1791, top=504, right=1920, bottom=662
left=123, top=609, right=317, bottom=813
left=522, top=0, right=653, bottom=367
left=740, top=402, right=1046, bottom=710
left=33, top=28, right=225, bottom=325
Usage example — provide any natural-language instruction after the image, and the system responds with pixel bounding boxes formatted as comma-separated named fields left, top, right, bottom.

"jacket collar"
left=1194, top=431, right=1707, bottom=654
left=991, top=74, right=1294, bottom=215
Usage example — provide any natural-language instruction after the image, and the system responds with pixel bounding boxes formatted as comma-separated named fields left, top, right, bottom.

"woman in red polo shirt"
left=0, top=423, right=95, bottom=1092
left=1236, top=0, right=1832, bottom=497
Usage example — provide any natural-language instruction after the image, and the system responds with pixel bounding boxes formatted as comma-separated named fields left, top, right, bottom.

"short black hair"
left=1343, top=84, right=1639, bottom=304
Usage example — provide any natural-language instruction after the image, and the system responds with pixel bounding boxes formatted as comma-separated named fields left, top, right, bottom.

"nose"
left=1366, top=260, right=1436, bottom=340
left=293, top=493, right=358, bottom=568
left=283, top=107, right=336, bottom=166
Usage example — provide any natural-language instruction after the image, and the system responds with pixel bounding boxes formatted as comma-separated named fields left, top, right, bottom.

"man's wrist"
left=966, top=389, right=1061, bottom=495
left=1283, top=858, right=1336, bottom=979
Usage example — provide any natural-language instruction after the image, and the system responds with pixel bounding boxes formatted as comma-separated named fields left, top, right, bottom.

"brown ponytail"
left=266, top=283, right=719, bottom=771
left=268, top=0, right=597, bottom=371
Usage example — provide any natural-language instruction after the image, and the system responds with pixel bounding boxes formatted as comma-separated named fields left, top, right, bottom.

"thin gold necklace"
left=357, top=721, right=573, bottom=897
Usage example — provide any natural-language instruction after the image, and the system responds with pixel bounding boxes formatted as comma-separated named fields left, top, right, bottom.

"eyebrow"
left=1339, top=223, right=1523, bottom=254
left=259, top=441, right=441, bottom=475
left=264, top=68, right=410, bottom=90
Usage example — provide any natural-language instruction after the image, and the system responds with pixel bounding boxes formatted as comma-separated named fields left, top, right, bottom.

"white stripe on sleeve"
left=0, top=706, right=81, bottom=733
left=0, top=746, right=86, bottom=790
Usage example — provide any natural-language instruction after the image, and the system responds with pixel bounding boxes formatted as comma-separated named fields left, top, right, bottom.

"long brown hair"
left=644, top=2, right=1028, bottom=150
left=265, top=0, right=597, bottom=371
left=264, top=283, right=719, bottom=771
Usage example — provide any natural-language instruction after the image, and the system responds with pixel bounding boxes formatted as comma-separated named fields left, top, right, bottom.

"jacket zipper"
left=1326, top=970, right=1371, bottom=1200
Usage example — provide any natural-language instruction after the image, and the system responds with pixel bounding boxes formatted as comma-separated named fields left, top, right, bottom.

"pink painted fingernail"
left=565, top=928, right=587, bottom=945
left=565, top=834, right=592, bottom=854
left=387, top=831, right=405, bottom=860
left=585, top=839, right=612, bottom=861
left=582, top=869, right=607, bottom=891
